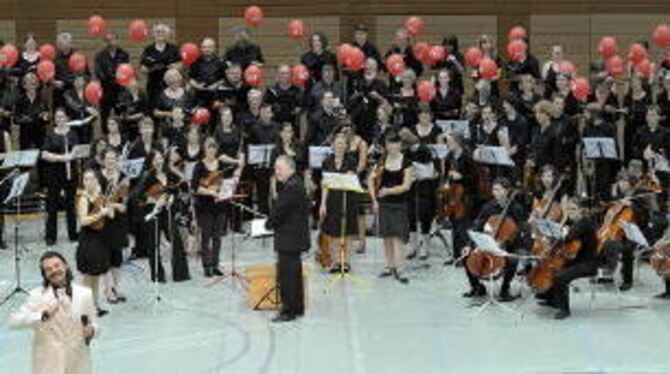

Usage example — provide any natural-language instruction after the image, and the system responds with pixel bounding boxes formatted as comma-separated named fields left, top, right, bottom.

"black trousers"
left=450, top=218, right=469, bottom=259
left=144, top=207, right=190, bottom=282
left=550, top=262, right=598, bottom=312
left=601, top=240, right=635, bottom=284
left=196, top=207, right=225, bottom=269
left=466, top=255, right=519, bottom=294
left=45, top=180, right=78, bottom=243
left=253, top=167, right=272, bottom=215
left=277, top=252, right=304, bottom=317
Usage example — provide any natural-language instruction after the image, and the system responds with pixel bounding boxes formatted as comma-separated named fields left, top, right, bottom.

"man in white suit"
left=8, top=251, right=99, bottom=374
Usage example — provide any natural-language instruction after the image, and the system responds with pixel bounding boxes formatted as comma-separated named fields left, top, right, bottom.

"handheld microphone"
left=81, top=315, right=91, bottom=346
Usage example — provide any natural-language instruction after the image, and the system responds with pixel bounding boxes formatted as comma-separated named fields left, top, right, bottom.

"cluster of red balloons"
left=37, top=61, right=55, bottom=82
left=404, top=16, right=424, bottom=37
left=412, top=42, right=429, bottom=62
left=287, top=19, right=305, bottom=40
left=39, top=44, right=56, bottom=61
left=244, top=65, right=263, bottom=87
left=180, top=43, right=201, bottom=66
left=464, top=47, right=483, bottom=68
left=506, top=40, right=527, bottom=62
left=426, top=45, right=445, bottom=66
left=417, top=80, right=435, bottom=102
left=478, top=58, right=498, bottom=80
left=605, top=55, right=625, bottom=78
left=129, top=19, right=149, bottom=42
left=598, top=37, right=618, bottom=59
left=571, top=77, right=590, bottom=101
left=116, top=63, right=135, bottom=86
left=84, top=81, right=103, bottom=105
left=87, top=15, right=107, bottom=37
left=338, top=44, right=365, bottom=71
left=68, top=53, right=87, bottom=73
left=291, top=64, right=309, bottom=87
left=192, top=108, right=211, bottom=124
left=0, top=44, right=18, bottom=68
left=386, top=53, right=406, bottom=76
left=244, top=6, right=264, bottom=28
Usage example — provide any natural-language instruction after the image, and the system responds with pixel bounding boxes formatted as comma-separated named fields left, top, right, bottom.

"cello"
left=527, top=236, right=582, bottom=293
left=466, top=190, right=520, bottom=279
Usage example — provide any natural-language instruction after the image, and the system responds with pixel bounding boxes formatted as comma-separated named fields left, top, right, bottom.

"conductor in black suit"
left=265, top=155, right=310, bottom=322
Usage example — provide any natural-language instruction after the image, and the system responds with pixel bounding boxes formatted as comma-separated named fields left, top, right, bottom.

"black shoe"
left=654, top=292, right=670, bottom=299
left=212, top=268, right=224, bottom=276
left=594, top=277, right=614, bottom=284
left=554, top=309, right=571, bottom=320
left=406, top=250, right=417, bottom=260
left=619, top=282, right=632, bottom=292
left=462, top=287, right=486, bottom=298
left=343, top=263, right=351, bottom=273
left=96, top=308, right=109, bottom=317
left=45, top=238, right=56, bottom=247
left=0, top=240, right=7, bottom=250
left=69, top=233, right=79, bottom=242
left=537, top=300, right=558, bottom=308
left=418, top=252, right=428, bottom=261
left=329, top=265, right=342, bottom=274
left=497, top=292, right=520, bottom=303
left=204, top=267, right=213, bottom=278
left=443, top=259, right=454, bottom=266
left=271, top=313, right=296, bottom=323
left=535, top=293, right=550, bottom=300
left=112, top=288, right=127, bottom=303
left=378, top=268, right=393, bottom=278
left=392, top=269, right=409, bottom=284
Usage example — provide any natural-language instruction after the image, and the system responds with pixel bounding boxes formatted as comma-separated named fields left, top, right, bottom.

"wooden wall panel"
left=0, top=21, right=16, bottom=44
left=218, top=16, right=340, bottom=83
left=55, top=18, right=176, bottom=65
left=530, top=15, right=591, bottom=78
left=590, top=14, right=670, bottom=63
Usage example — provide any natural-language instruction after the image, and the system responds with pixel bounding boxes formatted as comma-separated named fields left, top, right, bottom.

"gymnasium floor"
left=1, top=217, right=670, bottom=373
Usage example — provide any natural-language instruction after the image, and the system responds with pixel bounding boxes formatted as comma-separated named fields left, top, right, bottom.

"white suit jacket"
left=7, top=283, right=99, bottom=374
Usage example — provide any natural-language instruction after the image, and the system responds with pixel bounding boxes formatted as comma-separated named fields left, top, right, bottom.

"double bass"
left=466, top=190, right=520, bottom=279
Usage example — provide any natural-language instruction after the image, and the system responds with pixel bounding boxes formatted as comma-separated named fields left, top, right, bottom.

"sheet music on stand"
left=66, top=116, right=95, bottom=127
left=4, top=172, right=29, bottom=204
left=184, top=162, right=196, bottom=182
left=532, top=219, right=563, bottom=240
left=473, top=146, right=515, bottom=167
left=322, top=172, right=364, bottom=193
left=467, top=230, right=510, bottom=256
left=582, top=137, right=618, bottom=160
left=621, top=222, right=650, bottom=248
left=119, top=157, right=145, bottom=179
left=436, top=119, right=470, bottom=139
left=71, top=144, right=91, bottom=160
left=412, top=161, right=437, bottom=181
left=247, top=144, right=276, bottom=165
left=217, top=176, right=239, bottom=201
left=653, top=153, right=670, bottom=173
left=309, top=146, right=333, bottom=169
left=1, top=149, right=40, bottom=169
left=251, top=219, right=273, bottom=238
left=427, top=144, right=449, bottom=159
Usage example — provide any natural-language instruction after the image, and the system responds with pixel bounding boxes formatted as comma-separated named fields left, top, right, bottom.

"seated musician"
left=537, top=197, right=599, bottom=319
left=598, top=170, right=652, bottom=291
left=462, top=177, right=524, bottom=302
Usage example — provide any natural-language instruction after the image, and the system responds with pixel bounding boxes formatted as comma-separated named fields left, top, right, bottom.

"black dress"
left=76, top=198, right=111, bottom=276
left=321, top=154, right=359, bottom=237
left=378, top=156, right=412, bottom=241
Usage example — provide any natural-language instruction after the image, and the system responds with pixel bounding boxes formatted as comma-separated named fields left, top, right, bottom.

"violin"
left=199, top=169, right=222, bottom=190
left=76, top=190, right=107, bottom=230
left=436, top=182, right=466, bottom=221
left=527, top=238, right=582, bottom=292
left=466, top=190, right=520, bottom=279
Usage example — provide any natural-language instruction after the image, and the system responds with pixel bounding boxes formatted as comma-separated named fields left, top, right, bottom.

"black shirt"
left=223, top=42, right=264, bottom=70
left=300, top=50, right=338, bottom=85
left=264, top=84, right=303, bottom=125
left=379, top=156, right=412, bottom=204
left=140, top=42, right=181, bottom=101
left=632, top=125, right=669, bottom=161
left=472, top=198, right=526, bottom=250
left=430, top=87, right=462, bottom=120
left=42, top=130, right=79, bottom=183
left=306, top=108, right=339, bottom=146
left=94, top=47, right=130, bottom=88
left=189, top=55, right=225, bottom=86
left=564, top=216, right=599, bottom=265
left=191, top=160, right=226, bottom=211
left=248, top=120, right=280, bottom=145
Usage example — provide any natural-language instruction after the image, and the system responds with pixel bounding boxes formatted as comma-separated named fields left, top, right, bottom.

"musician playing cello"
left=536, top=197, right=599, bottom=319
left=462, top=177, right=524, bottom=302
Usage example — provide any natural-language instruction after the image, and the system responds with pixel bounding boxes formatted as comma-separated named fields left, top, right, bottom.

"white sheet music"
left=71, top=144, right=91, bottom=160
left=309, top=146, right=333, bottom=169
left=654, top=153, right=670, bottom=173
left=119, top=158, right=145, bottom=178
left=467, top=230, right=510, bottom=256
left=1, top=150, right=40, bottom=169
left=533, top=219, right=563, bottom=240
left=473, top=146, right=515, bottom=167
left=436, top=119, right=470, bottom=139
left=247, top=144, right=276, bottom=165
left=427, top=144, right=449, bottom=159
left=4, top=172, right=29, bottom=204
left=66, top=116, right=95, bottom=127
left=251, top=218, right=273, bottom=237
left=621, top=222, right=650, bottom=248
left=217, top=176, right=239, bottom=201
left=184, top=162, right=196, bottom=182
left=582, top=137, right=618, bottom=159
left=412, top=162, right=438, bottom=181
left=322, top=172, right=364, bottom=192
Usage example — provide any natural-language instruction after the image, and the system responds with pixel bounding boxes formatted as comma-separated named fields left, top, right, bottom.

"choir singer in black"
left=265, top=155, right=310, bottom=322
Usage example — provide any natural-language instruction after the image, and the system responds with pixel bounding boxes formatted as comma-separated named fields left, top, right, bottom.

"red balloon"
left=598, top=37, right=618, bottom=59
left=635, top=59, right=654, bottom=78
left=508, top=26, right=527, bottom=41
left=115, top=63, right=135, bottom=86
left=606, top=55, right=625, bottom=78
left=337, top=44, right=354, bottom=65
left=244, top=6, right=264, bottom=27
left=478, top=57, right=498, bottom=80
left=464, top=47, right=483, bottom=68
left=386, top=53, right=406, bottom=76
left=84, top=81, right=103, bottom=106
left=192, top=107, right=211, bottom=125
left=39, top=44, right=56, bottom=61
left=287, top=19, right=306, bottom=40
left=653, top=24, right=670, bottom=48
left=87, top=15, right=107, bottom=37
left=68, top=52, right=87, bottom=73
left=128, top=19, right=149, bottom=42
left=571, top=77, right=590, bottom=101
left=338, top=44, right=364, bottom=71
left=404, top=16, right=424, bottom=37
left=291, top=64, right=310, bottom=87
left=628, top=43, right=648, bottom=65
left=244, top=65, right=263, bottom=87
left=37, top=60, right=55, bottom=82
left=506, top=40, right=527, bottom=62
left=0, top=44, right=18, bottom=68
left=412, top=42, right=430, bottom=63
left=180, top=42, right=200, bottom=66
left=426, top=45, right=446, bottom=66
left=417, top=80, right=436, bottom=102
left=558, top=60, right=577, bottom=76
